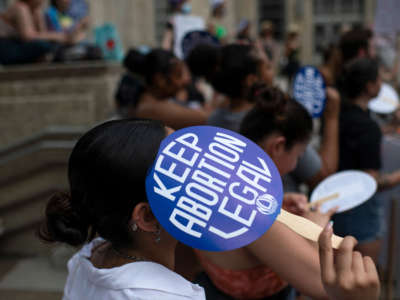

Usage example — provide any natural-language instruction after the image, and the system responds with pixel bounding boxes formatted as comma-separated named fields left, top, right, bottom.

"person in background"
left=45, top=0, right=102, bottom=62
left=39, top=119, right=206, bottom=300
left=207, top=44, right=274, bottom=132
left=38, top=118, right=380, bottom=300
left=46, top=0, right=89, bottom=38
left=339, top=27, right=375, bottom=67
left=319, top=43, right=342, bottom=87
left=336, top=27, right=375, bottom=93
left=126, top=49, right=209, bottom=129
left=185, top=43, right=222, bottom=108
left=281, top=24, right=301, bottom=84
left=333, top=58, right=400, bottom=262
left=207, top=0, right=228, bottom=43
left=161, top=0, right=205, bottom=59
left=192, top=86, right=364, bottom=300
left=258, top=20, right=281, bottom=73
left=0, top=0, right=77, bottom=65
left=235, top=19, right=252, bottom=44
left=283, top=86, right=341, bottom=192
left=115, top=49, right=146, bottom=117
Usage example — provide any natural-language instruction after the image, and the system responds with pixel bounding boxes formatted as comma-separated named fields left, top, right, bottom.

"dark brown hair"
left=39, top=119, right=166, bottom=248
left=240, top=85, right=312, bottom=150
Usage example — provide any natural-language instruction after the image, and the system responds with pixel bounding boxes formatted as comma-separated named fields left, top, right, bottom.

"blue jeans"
left=332, top=194, right=385, bottom=243
left=0, top=38, right=56, bottom=65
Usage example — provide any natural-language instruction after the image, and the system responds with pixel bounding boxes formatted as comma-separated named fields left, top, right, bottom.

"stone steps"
left=0, top=127, right=83, bottom=256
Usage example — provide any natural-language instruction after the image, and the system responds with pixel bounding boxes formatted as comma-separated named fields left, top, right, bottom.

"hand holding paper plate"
left=309, top=170, right=377, bottom=213
left=146, top=126, right=343, bottom=251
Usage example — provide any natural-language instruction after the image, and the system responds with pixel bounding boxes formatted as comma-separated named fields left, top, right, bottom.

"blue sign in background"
left=146, top=126, right=283, bottom=251
left=293, top=66, right=326, bottom=118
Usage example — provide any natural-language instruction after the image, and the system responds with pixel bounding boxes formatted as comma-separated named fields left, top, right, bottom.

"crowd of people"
left=31, top=0, right=400, bottom=300
left=0, top=0, right=101, bottom=65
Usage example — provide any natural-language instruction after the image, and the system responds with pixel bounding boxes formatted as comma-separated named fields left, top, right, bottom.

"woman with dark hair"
left=39, top=118, right=380, bottom=300
left=207, top=43, right=274, bottom=132
left=206, top=43, right=340, bottom=193
left=333, top=58, right=400, bottom=262
left=240, top=86, right=313, bottom=176
left=194, top=86, right=377, bottom=300
left=39, top=119, right=206, bottom=299
left=207, top=0, right=228, bottom=43
left=127, top=49, right=209, bottom=129
left=161, top=0, right=205, bottom=59
left=196, top=88, right=315, bottom=300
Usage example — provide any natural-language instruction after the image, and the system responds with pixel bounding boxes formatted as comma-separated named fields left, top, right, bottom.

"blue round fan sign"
left=293, top=66, right=326, bottom=118
left=181, top=30, right=220, bottom=59
left=146, top=126, right=283, bottom=251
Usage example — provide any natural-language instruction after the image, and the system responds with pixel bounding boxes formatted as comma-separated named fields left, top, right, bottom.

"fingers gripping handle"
left=277, top=209, right=343, bottom=249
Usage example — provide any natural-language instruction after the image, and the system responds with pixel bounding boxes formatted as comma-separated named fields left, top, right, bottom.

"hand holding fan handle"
left=277, top=209, right=343, bottom=249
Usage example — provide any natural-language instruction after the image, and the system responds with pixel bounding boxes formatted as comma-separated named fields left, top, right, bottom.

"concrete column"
left=88, top=0, right=156, bottom=49
left=285, top=0, right=295, bottom=31
left=300, top=0, right=313, bottom=64
left=285, top=0, right=313, bottom=64
left=233, top=0, right=258, bottom=37
left=192, top=0, right=210, bottom=20
left=364, top=0, right=377, bottom=27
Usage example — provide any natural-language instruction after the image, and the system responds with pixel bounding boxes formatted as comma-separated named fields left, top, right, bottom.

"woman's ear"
left=131, top=202, right=158, bottom=233
left=260, top=135, right=286, bottom=160
left=269, top=136, right=286, bottom=159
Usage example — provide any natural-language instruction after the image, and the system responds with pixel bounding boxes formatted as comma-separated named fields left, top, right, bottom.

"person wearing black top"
left=333, top=58, right=400, bottom=262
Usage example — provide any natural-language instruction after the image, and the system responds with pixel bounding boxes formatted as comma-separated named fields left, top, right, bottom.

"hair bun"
left=251, top=84, right=289, bottom=115
left=123, top=49, right=147, bottom=76
left=39, top=192, right=89, bottom=247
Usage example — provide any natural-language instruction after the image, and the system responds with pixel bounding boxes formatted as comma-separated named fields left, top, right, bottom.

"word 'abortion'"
left=152, top=131, right=278, bottom=239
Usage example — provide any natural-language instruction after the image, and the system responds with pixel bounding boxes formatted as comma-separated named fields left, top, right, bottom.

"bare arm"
left=161, top=28, right=174, bottom=51
left=33, top=8, right=46, bottom=32
left=308, top=87, right=340, bottom=188
left=364, top=169, right=400, bottom=191
left=246, top=221, right=329, bottom=300
left=15, top=4, right=66, bottom=42
left=136, top=99, right=209, bottom=129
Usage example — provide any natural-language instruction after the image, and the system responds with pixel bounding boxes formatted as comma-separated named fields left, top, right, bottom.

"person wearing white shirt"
left=38, top=119, right=205, bottom=300
left=63, top=238, right=204, bottom=300
left=37, top=118, right=380, bottom=300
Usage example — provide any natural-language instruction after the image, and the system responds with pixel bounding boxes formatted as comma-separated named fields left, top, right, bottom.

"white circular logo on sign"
left=256, top=194, right=278, bottom=215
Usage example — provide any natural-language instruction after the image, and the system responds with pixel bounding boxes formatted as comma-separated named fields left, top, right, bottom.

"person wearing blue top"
left=45, top=0, right=101, bottom=62
left=45, top=0, right=88, bottom=35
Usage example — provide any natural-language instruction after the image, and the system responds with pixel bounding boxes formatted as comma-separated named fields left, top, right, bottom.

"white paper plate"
left=310, top=170, right=377, bottom=213
left=368, top=83, right=399, bottom=114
